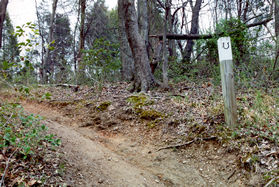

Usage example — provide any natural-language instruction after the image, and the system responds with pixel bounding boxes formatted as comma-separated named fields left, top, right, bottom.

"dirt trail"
left=21, top=100, right=243, bottom=186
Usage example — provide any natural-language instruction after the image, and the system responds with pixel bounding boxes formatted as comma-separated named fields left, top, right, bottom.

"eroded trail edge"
left=18, top=99, right=243, bottom=186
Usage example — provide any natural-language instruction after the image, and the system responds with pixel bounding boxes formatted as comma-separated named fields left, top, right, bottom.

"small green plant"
left=15, top=85, right=30, bottom=96
left=42, top=92, right=52, bottom=100
left=0, top=102, right=60, bottom=159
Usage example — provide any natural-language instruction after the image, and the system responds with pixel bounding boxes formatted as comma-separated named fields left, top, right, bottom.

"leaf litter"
left=1, top=80, right=279, bottom=186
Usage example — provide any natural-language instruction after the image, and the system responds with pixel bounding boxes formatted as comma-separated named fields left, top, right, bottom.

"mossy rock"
left=96, top=101, right=111, bottom=111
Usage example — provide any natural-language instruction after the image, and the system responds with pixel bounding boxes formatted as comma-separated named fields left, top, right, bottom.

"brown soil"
left=1, top=82, right=266, bottom=186
left=17, top=99, right=248, bottom=186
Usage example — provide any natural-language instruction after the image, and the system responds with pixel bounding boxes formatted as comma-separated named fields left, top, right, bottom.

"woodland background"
left=0, top=0, right=278, bottom=91
left=1, top=0, right=279, bottom=185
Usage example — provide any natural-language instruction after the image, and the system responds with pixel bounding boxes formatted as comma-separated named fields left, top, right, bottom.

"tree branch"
left=150, top=18, right=273, bottom=40
left=0, top=148, right=18, bottom=187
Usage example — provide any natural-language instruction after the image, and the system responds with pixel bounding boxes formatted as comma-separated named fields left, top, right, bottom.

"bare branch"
left=150, top=18, right=273, bottom=40
left=0, top=149, right=18, bottom=187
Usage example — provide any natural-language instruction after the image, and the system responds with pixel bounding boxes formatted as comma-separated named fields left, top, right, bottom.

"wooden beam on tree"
left=150, top=33, right=214, bottom=40
left=150, top=17, right=273, bottom=40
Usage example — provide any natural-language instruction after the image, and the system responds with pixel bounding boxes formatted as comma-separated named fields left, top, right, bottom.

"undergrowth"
left=0, top=100, right=61, bottom=185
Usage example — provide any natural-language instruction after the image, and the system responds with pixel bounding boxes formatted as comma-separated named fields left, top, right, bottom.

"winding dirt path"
left=21, top=100, right=243, bottom=186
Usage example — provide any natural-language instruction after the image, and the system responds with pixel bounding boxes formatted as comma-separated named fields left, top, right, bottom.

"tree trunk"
left=182, top=0, right=202, bottom=63
left=118, top=0, right=134, bottom=81
left=43, top=0, right=58, bottom=83
left=137, top=0, right=148, bottom=50
left=275, top=0, right=279, bottom=37
left=162, top=0, right=169, bottom=88
left=73, top=0, right=80, bottom=83
left=0, top=0, right=8, bottom=49
left=166, top=0, right=176, bottom=57
left=122, top=0, right=157, bottom=92
left=77, top=0, right=86, bottom=84
left=273, top=0, right=279, bottom=72
left=35, top=0, right=46, bottom=83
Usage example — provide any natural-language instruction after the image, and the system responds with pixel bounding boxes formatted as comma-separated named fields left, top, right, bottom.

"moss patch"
left=146, top=119, right=161, bottom=128
left=96, top=101, right=111, bottom=111
left=127, top=93, right=153, bottom=108
left=139, top=109, right=163, bottom=120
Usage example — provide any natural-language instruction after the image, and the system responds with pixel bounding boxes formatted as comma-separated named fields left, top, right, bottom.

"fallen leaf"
left=28, top=179, right=37, bottom=186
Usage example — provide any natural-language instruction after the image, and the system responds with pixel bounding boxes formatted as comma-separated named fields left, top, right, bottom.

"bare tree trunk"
left=273, top=0, right=279, bottom=72
left=122, top=0, right=157, bottom=92
left=35, top=0, right=46, bottom=83
left=162, top=0, right=169, bottom=88
left=227, top=0, right=232, bottom=19
left=137, top=0, right=149, bottom=51
left=182, top=0, right=202, bottom=63
left=73, top=0, right=80, bottom=83
left=166, top=0, right=176, bottom=57
left=214, top=0, right=218, bottom=26
left=118, top=0, right=134, bottom=81
left=275, top=0, right=279, bottom=37
left=77, top=0, right=86, bottom=84
left=151, top=39, right=162, bottom=74
left=0, top=0, right=8, bottom=49
left=43, top=0, right=58, bottom=83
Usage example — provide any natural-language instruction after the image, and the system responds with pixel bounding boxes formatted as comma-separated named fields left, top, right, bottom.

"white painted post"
left=217, top=37, right=237, bottom=127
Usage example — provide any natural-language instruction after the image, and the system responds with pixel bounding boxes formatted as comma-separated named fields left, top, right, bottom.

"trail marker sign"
left=217, top=37, right=237, bottom=127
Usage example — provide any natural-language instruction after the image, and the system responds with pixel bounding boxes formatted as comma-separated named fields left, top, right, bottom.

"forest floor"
left=1, top=81, right=279, bottom=186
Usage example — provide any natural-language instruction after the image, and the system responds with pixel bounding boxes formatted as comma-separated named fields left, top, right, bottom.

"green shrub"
left=0, top=102, right=60, bottom=159
left=79, top=38, right=121, bottom=85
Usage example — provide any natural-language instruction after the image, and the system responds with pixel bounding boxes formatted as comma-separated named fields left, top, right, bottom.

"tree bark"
left=122, top=0, right=157, bottom=92
left=118, top=0, right=134, bottom=81
left=273, top=0, right=279, bottom=72
left=183, top=0, right=203, bottom=62
left=77, top=0, right=86, bottom=84
left=0, top=0, right=8, bottom=49
left=275, top=0, right=279, bottom=37
left=166, top=0, right=176, bottom=57
left=137, top=0, right=148, bottom=51
left=43, top=0, right=58, bottom=83
left=35, top=0, right=46, bottom=83
left=73, top=0, right=80, bottom=82
left=162, top=0, right=169, bottom=88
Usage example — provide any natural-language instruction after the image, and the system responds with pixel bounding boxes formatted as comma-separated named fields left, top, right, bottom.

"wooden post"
left=217, top=37, right=237, bottom=127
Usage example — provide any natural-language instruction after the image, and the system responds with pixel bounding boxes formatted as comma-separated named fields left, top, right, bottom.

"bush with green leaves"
left=0, top=102, right=60, bottom=159
left=0, top=22, right=40, bottom=86
left=180, top=18, right=275, bottom=88
left=80, top=38, right=121, bottom=84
